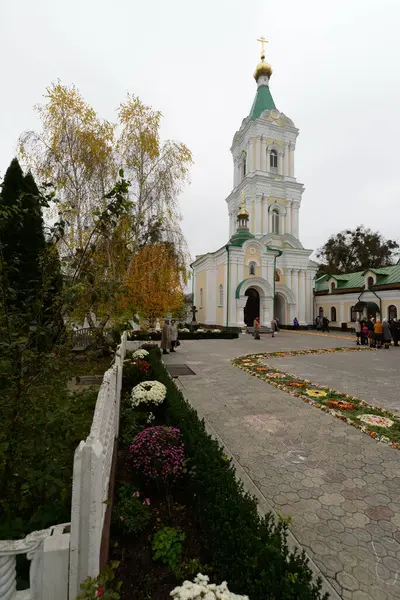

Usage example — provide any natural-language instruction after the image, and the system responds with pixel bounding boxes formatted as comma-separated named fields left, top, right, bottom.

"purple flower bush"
left=129, top=426, right=185, bottom=484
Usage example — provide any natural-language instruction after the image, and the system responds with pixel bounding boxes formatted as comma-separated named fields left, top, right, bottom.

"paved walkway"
left=164, top=333, right=400, bottom=600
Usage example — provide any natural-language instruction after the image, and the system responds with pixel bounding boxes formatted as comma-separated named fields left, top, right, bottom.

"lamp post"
left=266, top=246, right=283, bottom=319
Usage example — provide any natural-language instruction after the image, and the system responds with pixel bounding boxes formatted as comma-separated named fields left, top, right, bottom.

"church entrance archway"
left=274, top=293, right=286, bottom=325
left=244, top=288, right=260, bottom=326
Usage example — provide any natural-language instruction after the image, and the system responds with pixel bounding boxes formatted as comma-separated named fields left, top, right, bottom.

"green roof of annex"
left=315, top=264, right=400, bottom=292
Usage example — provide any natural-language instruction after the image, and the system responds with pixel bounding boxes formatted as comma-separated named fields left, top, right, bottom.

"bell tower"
left=226, top=39, right=304, bottom=242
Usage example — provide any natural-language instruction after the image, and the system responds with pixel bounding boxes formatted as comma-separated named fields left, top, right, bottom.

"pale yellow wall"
left=277, top=269, right=286, bottom=286
left=315, top=299, right=338, bottom=321
left=268, top=196, right=286, bottom=206
left=266, top=138, right=284, bottom=148
left=343, top=302, right=353, bottom=322
left=381, top=298, right=399, bottom=319
left=195, top=269, right=207, bottom=323
left=244, top=247, right=261, bottom=278
left=216, top=263, right=225, bottom=286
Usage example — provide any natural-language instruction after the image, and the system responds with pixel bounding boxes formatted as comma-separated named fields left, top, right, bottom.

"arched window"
left=330, top=282, right=336, bottom=293
left=270, top=149, right=278, bottom=170
left=367, top=276, right=374, bottom=289
left=388, top=304, right=397, bottom=320
left=200, top=288, right=203, bottom=308
left=275, top=269, right=281, bottom=282
left=331, top=306, right=337, bottom=322
left=272, top=209, right=279, bottom=234
left=218, top=284, right=223, bottom=307
left=350, top=306, right=357, bottom=322
left=249, top=262, right=256, bottom=275
left=243, top=156, right=247, bottom=179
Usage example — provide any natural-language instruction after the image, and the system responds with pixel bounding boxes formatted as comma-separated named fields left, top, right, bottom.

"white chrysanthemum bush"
left=171, top=574, right=249, bottom=600
left=132, top=348, right=149, bottom=359
left=131, top=380, right=167, bottom=408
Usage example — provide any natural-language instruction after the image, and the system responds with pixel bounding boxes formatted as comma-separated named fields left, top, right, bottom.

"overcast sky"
left=2, top=0, right=400, bottom=261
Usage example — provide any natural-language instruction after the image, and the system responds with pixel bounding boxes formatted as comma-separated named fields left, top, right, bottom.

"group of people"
left=315, top=315, right=330, bottom=332
left=354, top=317, right=400, bottom=349
left=253, top=316, right=279, bottom=339
left=160, top=319, right=179, bottom=355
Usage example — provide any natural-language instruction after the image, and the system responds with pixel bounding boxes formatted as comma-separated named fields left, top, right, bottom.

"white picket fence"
left=0, top=331, right=128, bottom=600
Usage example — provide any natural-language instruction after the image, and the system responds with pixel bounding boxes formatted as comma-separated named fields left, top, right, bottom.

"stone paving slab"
left=164, top=334, right=400, bottom=600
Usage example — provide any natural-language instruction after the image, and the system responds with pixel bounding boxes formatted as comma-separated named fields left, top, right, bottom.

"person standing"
left=390, top=318, right=400, bottom=346
left=271, top=317, right=278, bottom=338
left=373, top=319, right=383, bottom=349
left=293, top=317, right=299, bottom=330
left=361, top=321, right=369, bottom=345
left=170, top=319, right=178, bottom=352
left=253, top=316, right=261, bottom=340
left=354, top=319, right=361, bottom=345
left=161, top=319, right=171, bottom=355
left=322, top=316, right=330, bottom=333
left=382, top=318, right=392, bottom=349
left=367, top=317, right=375, bottom=347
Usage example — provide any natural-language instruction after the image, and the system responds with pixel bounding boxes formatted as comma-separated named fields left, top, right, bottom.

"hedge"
left=128, top=331, right=239, bottom=341
left=144, top=348, right=328, bottom=600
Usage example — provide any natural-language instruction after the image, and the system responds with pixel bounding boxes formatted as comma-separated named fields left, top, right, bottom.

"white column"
left=261, top=138, right=267, bottom=171
left=305, top=273, right=312, bottom=324
left=286, top=201, right=292, bottom=235
left=255, top=197, right=262, bottom=235
left=299, top=270, right=306, bottom=324
left=228, top=255, right=238, bottom=326
left=255, top=136, right=261, bottom=171
left=293, top=204, right=299, bottom=238
left=289, top=143, right=295, bottom=177
left=278, top=152, right=284, bottom=176
left=292, top=269, right=299, bottom=319
left=284, top=142, right=289, bottom=176
left=248, top=138, right=255, bottom=172
left=266, top=148, right=270, bottom=173
left=263, top=200, right=269, bottom=233
left=340, top=302, right=345, bottom=325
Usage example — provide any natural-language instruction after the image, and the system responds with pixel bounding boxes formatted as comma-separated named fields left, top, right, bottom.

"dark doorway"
left=244, top=288, right=260, bottom=326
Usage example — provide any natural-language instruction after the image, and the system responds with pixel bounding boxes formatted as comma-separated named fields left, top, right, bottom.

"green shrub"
left=119, top=404, right=152, bottom=448
left=152, top=526, right=185, bottom=572
left=112, top=483, right=151, bottom=536
left=0, top=384, right=97, bottom=540
left=77, top=561, right=122, bottom=599
left=128, top=331, right=239, bottom=341
left=146, top=351, right=328, bottom=600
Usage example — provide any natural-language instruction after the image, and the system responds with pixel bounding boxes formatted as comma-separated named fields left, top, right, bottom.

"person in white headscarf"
left=382, top=318, right=392, bottom=349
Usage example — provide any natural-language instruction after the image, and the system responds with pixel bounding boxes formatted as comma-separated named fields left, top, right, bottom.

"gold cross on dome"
left=257, top=36, right=268, bottom=55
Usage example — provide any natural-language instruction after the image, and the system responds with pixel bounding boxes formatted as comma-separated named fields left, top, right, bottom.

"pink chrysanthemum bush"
left=129, top=426, right=185, bottom=485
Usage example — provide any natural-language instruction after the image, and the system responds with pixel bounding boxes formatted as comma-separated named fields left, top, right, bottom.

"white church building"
left=192, top=41, right=318, bottom=328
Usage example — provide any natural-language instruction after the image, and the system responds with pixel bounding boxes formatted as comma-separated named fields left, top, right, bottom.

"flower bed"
left=232, top=348, right=400, bottom=450
left=127, top=331, right=238, bottom=341
left=110, top=346, right=328, bottom=600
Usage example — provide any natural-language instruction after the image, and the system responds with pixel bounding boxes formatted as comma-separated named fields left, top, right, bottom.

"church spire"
left=249, top=36, right=276, bottom=120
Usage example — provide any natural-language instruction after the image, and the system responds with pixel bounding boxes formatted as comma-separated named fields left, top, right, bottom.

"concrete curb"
left=176, top=377, right=342, bottom=600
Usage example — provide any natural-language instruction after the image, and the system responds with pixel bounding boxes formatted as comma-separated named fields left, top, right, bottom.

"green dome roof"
left=249, top=84, right=276, bottom=120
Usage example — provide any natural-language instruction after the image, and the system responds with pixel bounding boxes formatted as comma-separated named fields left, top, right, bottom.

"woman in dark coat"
left=382, top=318, right=392, bottom=349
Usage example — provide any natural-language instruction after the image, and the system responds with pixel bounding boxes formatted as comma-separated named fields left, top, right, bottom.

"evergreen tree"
left=19, top=171, right=46, bottom=307
left=0, top=158, right=26, bottom=310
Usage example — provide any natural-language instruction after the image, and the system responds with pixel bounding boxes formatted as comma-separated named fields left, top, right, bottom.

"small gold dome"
left=253, top=53, right=272, bottom=81
left=237, top=202, right=249, bottom=218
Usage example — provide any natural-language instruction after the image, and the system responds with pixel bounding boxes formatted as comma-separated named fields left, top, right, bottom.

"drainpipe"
left=225, top=245, right=230, bottom=328
left=266, top=246, right=283, bottom=318
left=191, top=264, right=194, bottom=316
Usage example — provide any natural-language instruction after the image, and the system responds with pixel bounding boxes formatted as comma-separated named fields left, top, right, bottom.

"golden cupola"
left=253, top=36, right=272, bottom=82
